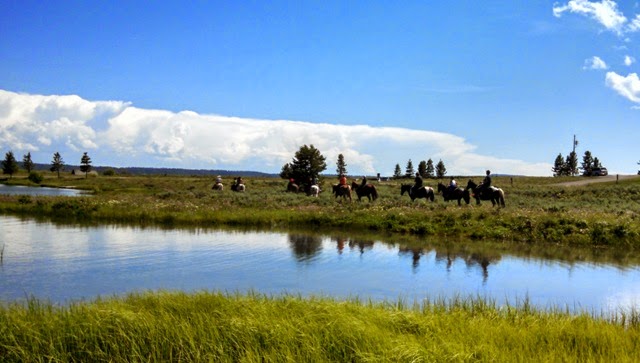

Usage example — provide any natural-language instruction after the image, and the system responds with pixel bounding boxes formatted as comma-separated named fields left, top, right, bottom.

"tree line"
left=2, top=151, right=93, bottom=180
left=278, top=144, right=450, bottom=183
left=552, top=150, right=605, bottom=177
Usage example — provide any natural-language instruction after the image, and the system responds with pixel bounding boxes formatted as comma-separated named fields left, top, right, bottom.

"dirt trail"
left=554, top=174, right=640, bottom=187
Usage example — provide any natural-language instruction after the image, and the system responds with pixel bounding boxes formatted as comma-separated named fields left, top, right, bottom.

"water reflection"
left=0, top=184, right=88, bottom=196
left=288, top=234, right=322, bottom=262
left=0, top=215, right=639, bottom=314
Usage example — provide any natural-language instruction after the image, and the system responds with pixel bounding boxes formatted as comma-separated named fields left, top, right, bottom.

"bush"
left=102, top=169, right=116, bottom=176
left=28, top=171, right=44, bottom=184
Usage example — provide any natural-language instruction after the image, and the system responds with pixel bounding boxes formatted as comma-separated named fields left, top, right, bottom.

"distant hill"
left=31, top=163, right=278, bottom=177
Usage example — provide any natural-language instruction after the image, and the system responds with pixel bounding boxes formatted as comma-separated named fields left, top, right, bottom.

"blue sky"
left=1, top=0, right=639, bottom=176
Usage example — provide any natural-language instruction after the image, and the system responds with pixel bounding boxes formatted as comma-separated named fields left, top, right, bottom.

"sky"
left=1, top=0, right=639, bottom=177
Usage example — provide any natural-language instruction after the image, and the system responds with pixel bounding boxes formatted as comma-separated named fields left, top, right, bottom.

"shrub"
left=102, top=169, right=116, bottom=176
left=28, top=171, right=44, bottom=184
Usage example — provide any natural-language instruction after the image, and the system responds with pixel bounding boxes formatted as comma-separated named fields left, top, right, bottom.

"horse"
left=212, top=182, right=223, bottom=191
left=287, top=182, right=299, bottom=193
left=351, top=181, right=378, bottom=201
left=332, top=184, right=352, bottom=202
left=466, top=180, right=505, bottom=207
left=400, top=183, right=434, bottom=202
left=231, top=183, right=246, bottom=192
left=437, top=182, right=470, bottom=206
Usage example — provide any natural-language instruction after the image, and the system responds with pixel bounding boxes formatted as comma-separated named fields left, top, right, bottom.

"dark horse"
left=287, top=182, right=299, bottom=193
left=466, top=180, right=505, bottom=207
left=351, top=181, right=378, bottom=202
left=332, top=184, right=352, bottom=202
left=437, top=183, right=470, bottom=206
left=400, top=183, right=434, bottom=202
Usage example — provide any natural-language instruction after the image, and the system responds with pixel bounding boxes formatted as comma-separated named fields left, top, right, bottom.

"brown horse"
left=287, top=182, right=299, bottom=193
left=351, top=181, right=378, bottom=201
left=466, top=180, right=505, bottom=207
left=437, top=182, right=470, bottom=205
left=400, top=183, right=434, bottom=202
left=332, top=184, right=352, bottom=202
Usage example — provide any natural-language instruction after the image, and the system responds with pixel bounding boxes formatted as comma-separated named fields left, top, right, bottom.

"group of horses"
left=211, top=182, right=245, bottom=192
left=401, top=180, right=505, bottom=207
left=217, top=178, right=505, bottom=207
left=287, top=182, right=320, bottom=197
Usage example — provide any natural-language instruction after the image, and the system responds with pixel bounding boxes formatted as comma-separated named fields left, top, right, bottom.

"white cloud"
left=629, top=14, right=640, bottom=32
left=553, top=0, right=627, bottom=35
left=605, top=72, right=640, bottom=103
left=624, top=55, right=636, bottom=66
left=583, top=56, right=609, bottom=70
left=0, top=89, right=553, bottom=176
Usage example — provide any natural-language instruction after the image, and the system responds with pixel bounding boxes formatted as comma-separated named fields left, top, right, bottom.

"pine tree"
left=417, top=160, right=427, bottom=178
left=22, top=152, right=34, bottom=173
left=393, top=164, right=402, bottom=179
left=50, top=152, right=64, bottom=178
left=279, top=163, right=293, bottom=179
left=435, top=159, right=447, bottom=178
left=80, top=152, right=92, bottom=178
left=593, top=157, right=601, bottom=169
left=565, top=151, right=578, bottom=177
left=288, top=144, right=327, bottom=183
left=552, top=153, right=565, bottom=177
left=425, top=158, right=435, bottom=178
left=336, top=154, right=347, bottom=176
left=2, top=151, right=19, bottom=179
left=580, top=150, right=594, bottom=176
left=404, top=159, right=415, bottom=178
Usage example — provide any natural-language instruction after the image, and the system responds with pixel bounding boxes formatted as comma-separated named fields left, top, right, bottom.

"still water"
left=1, top=215, right=639, bottom=313
left=0, top=184, right=88, bottom=196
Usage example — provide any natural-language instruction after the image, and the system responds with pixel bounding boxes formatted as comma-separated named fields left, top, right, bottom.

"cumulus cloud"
left=553, top=0, right=627, bottom=35
left=0, top=89, right=552, bottom=176
left=624, top=55, right=636, bottom=66
left=583, top=56, right=609, bottom=70
left=605, top=72, right=640, bottom=103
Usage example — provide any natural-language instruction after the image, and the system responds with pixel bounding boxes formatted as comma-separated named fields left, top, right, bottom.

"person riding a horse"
left=360, top=176, right=367, bottom=188
left=412, top=172, right=423, bottom=196
left=339, top=174, right=347, bottom=186
left=477, top=170, right=492, bottom=197
left=449, top=176, right=457, bottom=192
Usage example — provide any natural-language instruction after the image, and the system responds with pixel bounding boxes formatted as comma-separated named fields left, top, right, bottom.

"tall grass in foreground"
left=1, top=292, right=639, bottom=362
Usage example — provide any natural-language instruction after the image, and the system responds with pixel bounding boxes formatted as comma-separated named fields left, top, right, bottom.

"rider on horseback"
left=448, top=176, right=457, bottom=192
left=477, top=170, right=492, bottom=197
left=412, top=172, right=423, bottom=196
left=360, top=175, right=367, bottom=188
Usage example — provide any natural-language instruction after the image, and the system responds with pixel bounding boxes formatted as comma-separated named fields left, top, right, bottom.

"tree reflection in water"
left=288, top=234, right=323, bottom=262
left=293, top=232, right=503, bottom=282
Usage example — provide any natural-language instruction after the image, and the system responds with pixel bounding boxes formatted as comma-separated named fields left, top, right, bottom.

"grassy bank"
left=1, top=173, right=639, bottom=246
left=1, top=292, right=639, bottom=362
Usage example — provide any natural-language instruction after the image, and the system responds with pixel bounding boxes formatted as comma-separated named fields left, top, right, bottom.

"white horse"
left=309, top=185, right=320, bottom=197
left=212, top=183, right=223, bottom=191
left=232, top=183, right=245, bottom=192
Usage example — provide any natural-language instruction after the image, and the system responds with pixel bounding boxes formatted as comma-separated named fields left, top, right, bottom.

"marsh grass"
left=1, top=292, right=639, bottom=362
left=1, top=172, right=639, bottom=246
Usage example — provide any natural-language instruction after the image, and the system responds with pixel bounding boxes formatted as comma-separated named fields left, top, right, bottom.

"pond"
left=0, top=184, right=89, bottom=196
left=1, top=215, right=639, bottom=314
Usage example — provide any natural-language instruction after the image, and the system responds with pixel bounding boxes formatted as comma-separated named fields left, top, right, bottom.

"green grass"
left=1, top=172, right=639, bottom=246
left=1, top=291, right=639, bottom=362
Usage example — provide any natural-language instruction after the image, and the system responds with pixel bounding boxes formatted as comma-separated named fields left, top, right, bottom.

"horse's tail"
left=463, top=190, right=470, bottom=204
left=499, top=189, right=505, bottom=207
left=371, top=186, right=378, bottom=200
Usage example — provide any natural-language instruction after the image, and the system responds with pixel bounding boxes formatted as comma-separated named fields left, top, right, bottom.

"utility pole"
left=572, top=134, right=579, bottom=176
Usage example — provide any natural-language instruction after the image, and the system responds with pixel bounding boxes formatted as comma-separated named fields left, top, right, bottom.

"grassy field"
left=1, top=171, right=639, bottom=246
left=1, top=291, right=639, bottom=362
